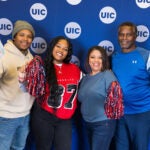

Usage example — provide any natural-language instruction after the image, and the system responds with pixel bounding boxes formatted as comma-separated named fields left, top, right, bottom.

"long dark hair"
left=44, top=36, right=73, bottom=86
left=85, top=45, right=110, bottom=73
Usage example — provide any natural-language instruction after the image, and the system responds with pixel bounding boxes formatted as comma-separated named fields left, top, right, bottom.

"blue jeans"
left=85, top=119, right=116, bottom=150
left=115, top=110, right=150, bottom=150
left=0, top=115, right=30, bottom=150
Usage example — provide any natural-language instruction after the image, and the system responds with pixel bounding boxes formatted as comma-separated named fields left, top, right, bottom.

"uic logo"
left=30, top=3, right=47, bottom=21
left=31, top=37, right=47, bottom=54
left=137, top=0, right=150, bottom=2
left=99, top=6, right=116, bottom=24
left=98, top=40, right=114, bottom=56
left=0, top=18, right=12, bottom=35
left=0, top=24, right=11, bottom=30
left=136, top=25, right=149, bottom=42
left=64, top=22, right=81, bottom=39
left=66, top=0, right=82, bottom=5
left=136, top=0, right=150, bottom=8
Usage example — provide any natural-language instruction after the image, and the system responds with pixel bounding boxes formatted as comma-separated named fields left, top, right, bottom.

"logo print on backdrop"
left=136, top=25, right=149, bottom=42
left=66, top=0, right=82, bottom=5
left=31, top=37, right=47, bottom=54
left=98, top=40, right=114, bottom=56
left=70, top=55, right=80, bottom=67
left=99, top=6, right=117, bottom=24
left=64, top=22, right=81, bottom=39
left=0, top=18, right=13, bottom=35
left=136, top=0, right=150, bottom=9
left=30, top=3, right=47, bottom=21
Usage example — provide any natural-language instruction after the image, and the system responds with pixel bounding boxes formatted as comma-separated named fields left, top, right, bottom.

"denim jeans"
left=0, top=115, right=30, bottom=150
left=85, top=119, right=116, bottom=150
left=115, top=110, right=150, bottom=150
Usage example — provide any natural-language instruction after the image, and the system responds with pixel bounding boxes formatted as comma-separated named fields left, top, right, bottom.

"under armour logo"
left=132, top=60, right=137, bottom=64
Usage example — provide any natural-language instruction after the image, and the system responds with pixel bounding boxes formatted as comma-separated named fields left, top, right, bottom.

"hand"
left=17, top=64, right=28, bottom=83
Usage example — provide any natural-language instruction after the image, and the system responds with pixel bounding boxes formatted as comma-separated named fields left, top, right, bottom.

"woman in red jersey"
left=20, top=36, right=81, bottom=150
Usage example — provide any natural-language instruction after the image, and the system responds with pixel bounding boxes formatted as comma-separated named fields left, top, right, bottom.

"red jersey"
left=41, top=63, right=81, bottom=119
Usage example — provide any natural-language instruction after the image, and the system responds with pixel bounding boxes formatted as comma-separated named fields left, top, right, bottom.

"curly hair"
left=44, top=36, right=73, bottom=86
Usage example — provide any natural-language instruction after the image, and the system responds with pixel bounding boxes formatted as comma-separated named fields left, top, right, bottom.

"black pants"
left=31, top=102, right=72, bottom=150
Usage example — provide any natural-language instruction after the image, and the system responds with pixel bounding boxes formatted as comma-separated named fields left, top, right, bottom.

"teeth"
left=93, top=63, right=99, bottom=66
left=57, top=52, right=62, bottom=57
left=21, top=42, right=28, bottom=46
left=121, top=41, right=128, bottom=44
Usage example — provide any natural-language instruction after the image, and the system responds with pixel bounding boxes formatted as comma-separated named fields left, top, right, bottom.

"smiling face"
left=52, top=39, right=69, bottom=64
left=88, top=49, right=103, bottom=75
left=118, top=25, right=137, bottom=53
left=13, top=29, right=33, bottom=51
